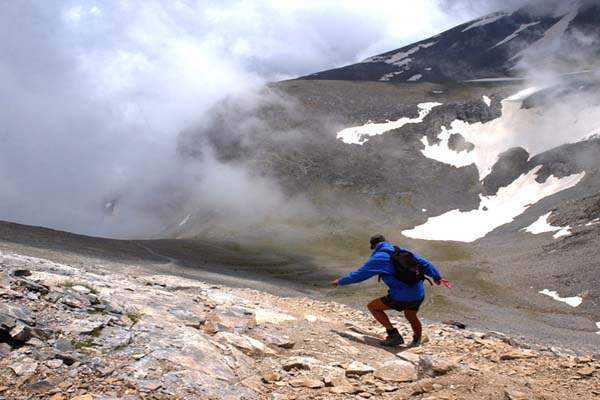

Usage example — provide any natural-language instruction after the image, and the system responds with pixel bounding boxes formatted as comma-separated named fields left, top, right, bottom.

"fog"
left=0, top=1, right=474, bottom=239
left=1, top=0, right=595, bottom=240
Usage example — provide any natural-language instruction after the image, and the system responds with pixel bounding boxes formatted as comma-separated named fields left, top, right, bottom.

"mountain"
left=169, top=2, right=600, bottom=350
left=300, top=0, right=600, bottom=82
left=2, top=1, right=600, bottom=363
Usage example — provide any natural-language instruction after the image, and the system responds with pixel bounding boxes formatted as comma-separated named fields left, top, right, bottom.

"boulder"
left=169, top=307, right=205, bottom=328
left=9, top=356, right=39, bottom=376
left=254, top=309, right=296, bottom=325
left=345, top=361, right=375, bottom=376
left=374, top=360, right=418, bottom=383
left=26, top=380, right=57, bottom=394
left=0, top=303, right=35, bottom=326
left=9, top=322, right=35, bottom=342
left=396, top=351, right=421, bottom=364
left=215, top=332, right=275, bottom=355
left=282, top=356, right=319, bottom=371
left=256, top=330, right=295, bottom=349
left=288, top=377, right=325, bottom=389
left=418, top=355, right=460, bottom=377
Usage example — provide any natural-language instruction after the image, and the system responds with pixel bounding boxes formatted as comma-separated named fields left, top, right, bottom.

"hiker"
left=331, top=234, right=443, bottom=347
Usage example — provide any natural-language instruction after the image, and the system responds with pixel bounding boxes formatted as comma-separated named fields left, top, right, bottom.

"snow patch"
left=552, top=226, right=572, bottom=239
left=482, top=95, right=491, bottom=107
left=336, top=103, right=442, bottom=145
left=523, top=212, right=572, bottom=239
left=420, top=86, right=598, bottom=180
left=420, top=126, right=475, bottom=168
left=462, top=13, right=508, bottom=32
left=597, top=322, right=600, bottom=335
left=539, top=289, right=582, bottom=307
left=585, top=218, right=600, bottom=227
left=178, top=214, right=191, bottom=227
left=402, top=166, right=585, bottom=242
left=491, top=22, right=541, bottom=49
left=408, top=74, right=422, bottom=82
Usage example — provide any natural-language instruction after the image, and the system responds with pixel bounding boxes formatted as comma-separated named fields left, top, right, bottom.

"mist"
left=1, top=1, right=479, bottom=239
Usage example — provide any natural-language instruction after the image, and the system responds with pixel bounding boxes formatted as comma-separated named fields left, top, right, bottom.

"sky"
left=0, top=0, right=539, bottom=238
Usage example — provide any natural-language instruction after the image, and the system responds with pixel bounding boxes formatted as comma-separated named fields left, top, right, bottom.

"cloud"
left=0, top=0, right=486, bottom=239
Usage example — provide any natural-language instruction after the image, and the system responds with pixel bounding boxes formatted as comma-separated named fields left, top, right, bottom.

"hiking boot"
left=410, top=334, right=428, bottom=347
left=380, top=332, right=404, bottom=347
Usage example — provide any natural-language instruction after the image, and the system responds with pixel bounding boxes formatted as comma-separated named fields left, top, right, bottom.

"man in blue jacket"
left=331, top=234, right=442, bottom=347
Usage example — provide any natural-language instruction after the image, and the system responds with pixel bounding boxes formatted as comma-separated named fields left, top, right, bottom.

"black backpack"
left=380, top=247, right=431, bottom=285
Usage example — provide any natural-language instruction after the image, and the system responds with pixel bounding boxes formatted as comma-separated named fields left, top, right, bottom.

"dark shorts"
left=380, top=295, right=424, bottom=312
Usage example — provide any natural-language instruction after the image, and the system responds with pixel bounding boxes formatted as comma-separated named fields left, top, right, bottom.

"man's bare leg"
left=367, top=298, right=404, bottom=346
left=403, top=310, right=422, bottom=340
left=366, top=298, right=394, bottom=329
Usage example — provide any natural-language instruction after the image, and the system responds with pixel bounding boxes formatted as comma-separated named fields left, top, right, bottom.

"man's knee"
left=367, top=299, right=381, bottom=311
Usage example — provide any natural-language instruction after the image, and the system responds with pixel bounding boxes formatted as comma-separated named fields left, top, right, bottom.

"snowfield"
left=523, top=212, right=572, bottom=239
left=336, top=103, right=442, bottom=145
left=402, top=166, right=585, bottom=242
left=421, top=86, right=600, bottom=180
left=539, top=289, right=583, bottom=307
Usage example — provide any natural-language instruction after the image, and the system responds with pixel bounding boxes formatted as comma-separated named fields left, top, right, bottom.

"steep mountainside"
left=300, top=1, right=600, bottom=82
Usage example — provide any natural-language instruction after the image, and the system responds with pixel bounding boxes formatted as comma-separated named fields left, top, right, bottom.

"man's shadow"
left=331, top=328, right=414, bottom=355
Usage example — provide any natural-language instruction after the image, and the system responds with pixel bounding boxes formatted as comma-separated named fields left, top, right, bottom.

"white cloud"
left=0, top=1, right=479, bottom=238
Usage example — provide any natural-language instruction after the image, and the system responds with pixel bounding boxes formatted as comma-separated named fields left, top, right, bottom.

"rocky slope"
left=300, top=0, right=600, bottom=82
left=1, top=249, right=599, bottom=399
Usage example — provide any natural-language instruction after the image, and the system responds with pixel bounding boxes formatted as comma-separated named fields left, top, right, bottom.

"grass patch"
left=126, top=313, right=141, bottom=324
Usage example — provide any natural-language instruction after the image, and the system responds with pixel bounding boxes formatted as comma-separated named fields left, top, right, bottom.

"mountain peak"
left=299, top=2, right=599, bottom=83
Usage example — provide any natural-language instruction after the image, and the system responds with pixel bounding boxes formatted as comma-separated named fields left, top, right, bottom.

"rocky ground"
left=1, top=248, right=599, bottom=399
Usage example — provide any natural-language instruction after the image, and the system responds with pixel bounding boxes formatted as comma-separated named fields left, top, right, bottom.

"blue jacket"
left=338, top=241, right=442, bottom=302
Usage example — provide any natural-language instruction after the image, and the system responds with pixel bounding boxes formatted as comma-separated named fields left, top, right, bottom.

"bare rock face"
left=481, top=147, right=530, bottom=196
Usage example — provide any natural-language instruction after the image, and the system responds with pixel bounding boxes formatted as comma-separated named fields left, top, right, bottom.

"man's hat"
left=369, top=234, right=386, bottom=249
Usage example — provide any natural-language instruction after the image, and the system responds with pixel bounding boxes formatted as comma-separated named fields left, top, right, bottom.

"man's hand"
left=330, top=279, right=340, bottom=287
left=436, top=278, right=453, bottom=288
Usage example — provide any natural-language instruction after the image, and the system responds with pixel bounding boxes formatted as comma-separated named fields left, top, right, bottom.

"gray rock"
left=61, top=292, right=91, bottom=308
left=345, top=361, right=375, bottom=376
left=0, top=313, right=17, bottom=332
left=396, top=351, right=420, bottom=364
left=256, top=330, right=295, bottom=349
left=26, top=337, right=45, bottom=347
left=45, top=359, right=64, bottom=369
left=15, top=277, right=49, bottom=294
left=418, top=355, right=460, bottom=377
left=374, top=360, right=417, bottom=383
left=0, top=303, right=35, bottom=326
left=9, top=322, right=34, bottom=342
left=169, top=307, right=205, bottom=328
left=288, top=377, right=325, bottom=389
left=99, top=326, right=131, bottom=349
left=282, top=356, right=318, bottom=371
left=0, top=343, right=12, bottom=357
left=54, top=338, right=75, bottom=352
left=26, top=380, right=57, bottom=394
left=9, top=356, right=39, bottom=376
left=0, top=271, right=11, bottom=288
left=63, top=318, right=107, bottom=335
